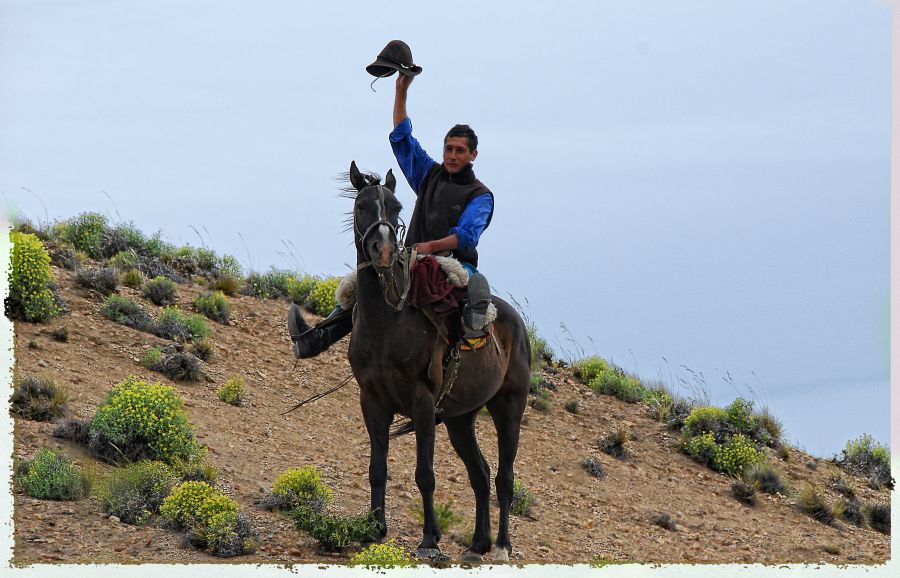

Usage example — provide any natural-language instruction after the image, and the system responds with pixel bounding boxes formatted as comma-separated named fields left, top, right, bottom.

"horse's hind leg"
left=360, top=391, right=391, bottom=539
left=487, top=389, right=527, bottom=561
left=444, top=411, right=492, bottom=561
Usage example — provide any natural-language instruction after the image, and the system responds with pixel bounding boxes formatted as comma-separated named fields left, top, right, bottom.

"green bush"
left=866, top=502, right=890, bottom=534
left=154, top=351, right=204, bottom=382
left=10, top=374, right=68, bottom=421
left=102, top=295, right=154, bottom=331
left=685, top=432, right=719, bottom=467
left=725, top=398, right=757, bottom=433
left=644, top=388, right=675, bottom=421
left=108, top=250, right=139, bottom=272
left=209, top=274, right=242, bottom=296
left=527, top=322, right=553, bottom=369
left=16, top=448, right=90, bottom=500
left=598, top=428, right=630, bottom=460
left=7, top=231, right=62, bottom=322
left=796, top=482, right=835, bottom=525
left=712, top=434, right=764, bottom=476
left=194, top=291, right=231, bottom=323
left=529, top=389, right=552, bottom=413
left=154, top=306, right=210, bottom=342
left=291, top=506, right=379, bottom=552
left=286, top=274, right=318, bottom=305
left=592, top=370, right=647, bottom=403
left=350, top=539, right=415, bottom=569
left=89, top=376, right=203, bottom=465
left=141, top=346, right=164, bottom=368
left=160, top=480, right=258, bottom=556
left=746, top=463, right=788, bottom=495
left=217, top=254, right=243, bottom=279
left=143, top=276, right=178, bottom=306
left=571, top=356, right=610, bottom=384
left=511, top=479, right=535, bottom=517
left=58, top=212, right=107, bottom=258
left=243, top=269, right=293, bottom=299
left=100, top=222, right=147, bottom=258
left=119, top=268, right=145, bottom=289
left=308, top=276, right=341, bottom=316
left=217, top=376, right=245, bottom=406
left=269, top=465, right=333, bottom=512
left=839, top=434, right=892, bottom=488
left=414, top=499, right=463, bottom=533
left=682, top=406, right=730, bottom=440
left=191, top=338, right=214, bottom=362
left=97, top=460, right=177, bottom=524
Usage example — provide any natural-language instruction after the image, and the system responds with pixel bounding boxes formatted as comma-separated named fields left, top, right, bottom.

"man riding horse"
left=291, top=40, right=494, bottom=358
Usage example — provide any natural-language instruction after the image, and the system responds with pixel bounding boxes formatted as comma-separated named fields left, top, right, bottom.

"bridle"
left=354, top=184, right=414, bottom=312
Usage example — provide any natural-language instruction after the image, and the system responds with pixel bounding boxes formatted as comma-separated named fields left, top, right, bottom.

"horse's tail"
left=389, top=416, right=445, bottom=438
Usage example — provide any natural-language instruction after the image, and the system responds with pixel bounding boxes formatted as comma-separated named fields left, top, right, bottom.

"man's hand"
left=396, top=73, right=414, bottom=92
left=413, top=241, right=433, bottom=254
left=414, top=234, right=459, bottom=255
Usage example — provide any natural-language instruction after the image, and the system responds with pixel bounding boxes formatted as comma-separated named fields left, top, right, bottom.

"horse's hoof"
left=460, top=549, right=484, bottom=564
left=490, top=546, right=510, bottom=563
left=415, top=547, right=446, bottom=562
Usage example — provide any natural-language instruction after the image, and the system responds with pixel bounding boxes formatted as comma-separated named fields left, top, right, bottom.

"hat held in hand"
left=366, top=40, right=422, bottom=77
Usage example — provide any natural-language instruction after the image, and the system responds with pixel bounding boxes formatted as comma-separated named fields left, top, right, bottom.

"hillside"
left=9, top=261, right=892, bottom=566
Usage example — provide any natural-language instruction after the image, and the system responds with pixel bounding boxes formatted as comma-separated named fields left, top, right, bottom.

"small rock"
left=37, top=359, right=49, bottom=367
left=109, top=515, right=121, bottom=524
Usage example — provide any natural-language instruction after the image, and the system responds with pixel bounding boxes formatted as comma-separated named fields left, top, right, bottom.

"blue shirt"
left=389, top=117, right=493, bottom=251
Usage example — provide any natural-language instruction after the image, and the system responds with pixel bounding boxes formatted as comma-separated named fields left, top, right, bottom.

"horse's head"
left=348, top=160, right=402, bottom=270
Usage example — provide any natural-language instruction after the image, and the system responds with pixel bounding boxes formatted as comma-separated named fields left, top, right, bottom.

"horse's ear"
left=385, top=169, right=396, bottom=192
left=349, top=161, right=366, bottom=191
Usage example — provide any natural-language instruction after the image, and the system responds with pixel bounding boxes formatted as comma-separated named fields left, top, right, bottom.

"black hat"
left=366, top=40, right=422, bottom=78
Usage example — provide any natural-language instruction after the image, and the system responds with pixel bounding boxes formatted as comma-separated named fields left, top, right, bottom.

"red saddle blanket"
left=408, top=255, right=467, bottom=316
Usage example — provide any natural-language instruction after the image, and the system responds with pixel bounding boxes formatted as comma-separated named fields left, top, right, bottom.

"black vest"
left=406, top=163, right=493, bottom=267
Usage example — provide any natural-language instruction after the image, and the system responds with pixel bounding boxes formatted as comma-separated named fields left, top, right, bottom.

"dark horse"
left=341, top=161, right=530, bottom=562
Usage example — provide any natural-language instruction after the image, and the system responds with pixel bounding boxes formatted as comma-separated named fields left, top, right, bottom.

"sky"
left=0, top=0, right=892, bottom=457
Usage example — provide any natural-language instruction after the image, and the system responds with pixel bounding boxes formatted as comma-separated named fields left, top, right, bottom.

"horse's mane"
left=336, top=169, right=382, bottom=232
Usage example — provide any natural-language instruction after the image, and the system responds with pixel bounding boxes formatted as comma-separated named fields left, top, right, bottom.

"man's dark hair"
left=445, top=124, right=478, bottom=152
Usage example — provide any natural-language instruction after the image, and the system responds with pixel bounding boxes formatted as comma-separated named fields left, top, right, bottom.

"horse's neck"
left=354, top=264, right=404, bottom=323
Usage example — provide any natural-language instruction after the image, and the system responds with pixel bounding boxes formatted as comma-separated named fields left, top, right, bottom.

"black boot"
left=463, top=272, right=491, bottom=331
left=288, top=304, right=353, bottom=358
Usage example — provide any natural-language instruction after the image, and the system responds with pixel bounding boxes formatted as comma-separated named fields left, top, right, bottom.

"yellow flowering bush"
left=286, top=274, right=318, bottom=305
left=685, top=431, right=718, bottom=466
left=350, top=539, right=415, bottom=569
left=712, top=434, right=765, bottom=476
left=160, top=481, right=258, bottom=557
left=308, top=276, right=341, bottom=316
left=682, top=406, right=730, bottom=439
left=216, top=376, right=245, bottom=406
left=89, top=376, right=202, bottom=464
left=270, top=465, right=333, bottom=511
left=8, top=231, right=61, bottom=322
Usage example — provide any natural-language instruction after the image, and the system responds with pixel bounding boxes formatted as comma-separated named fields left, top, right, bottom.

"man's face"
left=443, top=136, right=477, bottom=174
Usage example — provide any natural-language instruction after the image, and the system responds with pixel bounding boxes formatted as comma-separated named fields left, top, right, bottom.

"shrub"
left=414, top=499, right=463, bottom=533
left=89, top=376, right=203, bottom=465
left=217, top=376, right=246, bottom=406
left=711, top=434, right=764, bottom=476
left=582, top=457, right=605, bottom=478
left=155, top=351, right=203, bottom=382
left=866, top=502, right=890, bottom=534
left=50, top=326, right=69, bottom=342
left=154, top=306, right=210, bottom=342
left=75, top=267, right=119, bottom=295
left=840, top=499, right=865, bottom=527
left=529, top=389, right=551, bottom=413
left=682, top=406, right=730, bottom=441
left=828, top=475, right=856, bottom=500
left=7, top=231, right=62, bottom=322
left=526, top=322, right=553, bottom=369
left=511, top=479, right=535, bottom=517
left=308, top=276, right=341, bottom=316
left=194, top=291, right=231, bottom=323
left=564, top=399, right=581, bottom=414
left=102, top=295, right=154, bottom=331
left=59, top=212, right=107, bottom=258
left=98, top=221, right=147, bottom=258
left=571, top=356, right=610, bottom=384
left=350, top=539, right=415, bottom=569
left=161, top=480, right=258, bottom=556
left=141, top=346, right=164, bottom=368
left=108, top=250, right=139, bottom=271
left=191, top=338, right=214, bottom=361
left=16, top=448, right=90, bottom=500
left=665, top=397, right=695, bottom=431
left=756, top=406, right=783, bottom=445
left=598, top=428, right=630, bottom=460
left=217, top=254, right=243, bottom=279
left=143, top=276, right=178, bottom=306
left=731, top=480, right=757, bottom=506
left=724, top=398, right=757, bottom=434
left=529, top=373, right=543, bottom=394
left=291, top=506, right=380, bottom=552
left=119, top=268, right=145, bottom=289
left=243, top=269, right=293, bottom=299
left=652, top=512, right=676, bottom=531
left=746, top=463, right=788, bottom=495
left=97, top=460, right=177, bottom=524
left=685, top=432, right=718, bottom=466
left=10, top=375, right=68, bottom=421
left=269, top=465, right=333, bottom=512
left=839, top=434, right=892, bottom=489
left=796, top=483, right=835, bottom=525
left=644, top=388, right=675, bottom=421
left=286, top=274, right=318, bottom=305
left=592, top=370, right=647, bottom=404
left=210, top=274, right=242, bottom=296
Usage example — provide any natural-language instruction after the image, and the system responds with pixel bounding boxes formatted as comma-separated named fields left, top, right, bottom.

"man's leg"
left=462, top=264, right=491, bottom=331
left=288, top=304, right=353, bottom=358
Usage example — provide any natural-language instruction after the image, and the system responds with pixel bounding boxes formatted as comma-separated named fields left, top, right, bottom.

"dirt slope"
left=9, top=267, right=891, bottom=565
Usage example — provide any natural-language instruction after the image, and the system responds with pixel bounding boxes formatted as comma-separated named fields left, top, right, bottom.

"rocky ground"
left=8, top=266, right=892, bottom=567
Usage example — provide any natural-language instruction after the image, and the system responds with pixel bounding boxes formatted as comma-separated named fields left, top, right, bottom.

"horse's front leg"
left=360, top=389, right=391, bottom=539
left=411, top=387, right=442, bottom=558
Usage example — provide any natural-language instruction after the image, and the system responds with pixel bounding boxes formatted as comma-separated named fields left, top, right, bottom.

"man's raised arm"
left=393, top=74, right=413, bottom=128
